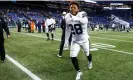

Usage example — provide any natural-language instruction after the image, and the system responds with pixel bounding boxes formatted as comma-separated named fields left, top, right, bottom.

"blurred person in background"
left=30, top=20, right=35, bottom=33
left=0, top=12, right=10, bottom=63
left=16, top=20, right=21, bottom=32
left=45, top=15, right=55, bottom=40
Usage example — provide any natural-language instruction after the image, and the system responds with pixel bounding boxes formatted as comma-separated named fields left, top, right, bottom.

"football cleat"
left=1, top=60, right=5, bottom=63
left=88, top=61, right=92, bottom=69
left=57, top=54, right=62, bottom=58
left=76, top=71, right=83, bottom=80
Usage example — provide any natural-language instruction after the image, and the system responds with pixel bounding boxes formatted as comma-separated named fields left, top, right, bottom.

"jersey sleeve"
left=3, top=19, right=10, bottom=35
left=65, top=26, right=71, bottom=44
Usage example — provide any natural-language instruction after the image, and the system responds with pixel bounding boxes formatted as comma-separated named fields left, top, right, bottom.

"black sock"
left=46, top=33, right=49, bottom=39
left=51, top=34, right=54, bottom=39
left=87, top=54, right=92, bottom=62
left=71, top=57, right=80, bottom=71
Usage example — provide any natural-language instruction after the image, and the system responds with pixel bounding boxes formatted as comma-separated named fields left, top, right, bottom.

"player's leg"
left=81, top=40, right=92, bottom=69
left=57, top=40, right=64, bottom=57
left=45, top=27, right=50, bottom=40
left=70, top=42, right=81, bottom=71
left=57, top=31, right=65, bottom=57
left=51, top=29, right=54, bottom=40
left=0, top=40, right=5, bottom=63
left=70, top=42, right=82, bottom=80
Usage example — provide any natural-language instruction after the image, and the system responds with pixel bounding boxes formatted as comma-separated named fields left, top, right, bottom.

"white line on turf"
left=12, top=32, right=61, bottom=41
left=92, top=37, right=133, bottom=43
left=6, top=54, right=41, bottom=80
left=13, top=32, right=98, bottom=51
left=55, top=32, right=133, bottom=43
left=99, top=48, right=133, bottom=55
left=90, top=33, right=133, bottom=38
left=97, top=34, right=133, bottom=39
left=12, top=32, right=133, bottom=55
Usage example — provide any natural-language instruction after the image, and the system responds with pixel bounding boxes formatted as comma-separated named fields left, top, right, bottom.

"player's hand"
left=7, top=35, right=10, bottom=38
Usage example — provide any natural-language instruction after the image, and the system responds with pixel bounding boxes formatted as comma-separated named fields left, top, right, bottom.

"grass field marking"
left=91, top=43, right=116, bottom=48
left=13, top=32, right=98, bottom=52
left=12, top=32, right=133, bottom=55
left=91, top=43, right=133, bottom=55
left=89, top=30, right=129, bottom=34
left=96, top=34, right=133, bottom=39
left=55, top=32, right=133, bottom=43
left=92, top=37, right=133, bottom=43
left=90, top=32, right=133, bottom=38
left=90, top=48, right=99, bottom=51
left=21, top=32, right=61, bottom=41
left=99, top=47, right=133, bottom=55
left=6, top=54, right=42, bottom=80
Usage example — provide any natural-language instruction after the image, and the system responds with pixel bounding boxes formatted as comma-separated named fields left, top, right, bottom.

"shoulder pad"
left=79, top=11, right=87, bottom=18
left=65, top=13, right=71, bottom=19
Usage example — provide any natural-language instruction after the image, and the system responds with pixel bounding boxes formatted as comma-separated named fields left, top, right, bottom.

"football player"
left=64, top=2, right=92, bottom=80
left=45, top=15, right=55, bottom=40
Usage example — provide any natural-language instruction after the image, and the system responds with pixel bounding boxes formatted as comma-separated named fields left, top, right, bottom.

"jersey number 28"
left=69, top=24, right=83, bottom=34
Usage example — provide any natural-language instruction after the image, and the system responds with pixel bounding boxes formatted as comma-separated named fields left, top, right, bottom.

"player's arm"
left=64, top=25, right=71, bottom=44
left=3, top=19, right=10, bottom=38
left=45, top=20, right=48, bottom=28
left=65, top=13, right=73, bottom=24
left=60, top=19, right=66, bottom=30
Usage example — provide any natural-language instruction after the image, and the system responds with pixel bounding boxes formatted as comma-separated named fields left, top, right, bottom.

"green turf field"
left=0, top=28, right=133, bottom=80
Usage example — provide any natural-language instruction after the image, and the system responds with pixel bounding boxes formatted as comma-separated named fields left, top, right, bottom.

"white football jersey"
left=65, top=11, right=89, bottom=43
left=45, top=18, right=55, bottom=28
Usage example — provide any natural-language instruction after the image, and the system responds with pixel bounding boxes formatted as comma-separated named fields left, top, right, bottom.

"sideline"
left=6, top=54, right=41, bottom=80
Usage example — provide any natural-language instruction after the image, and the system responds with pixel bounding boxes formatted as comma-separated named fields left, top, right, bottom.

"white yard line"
left=6, top=54, right=41, bottom=80
left=91, top=33, right=133, bottom=39
left=99, top=48, right=133, bottom=55
left=103, top=34, right=133, bottom=39
left=22, top=33, right=61, bottom=41
left=12, top=32, right=133, bottom=55
left=92, top=37, right=133, bottom=43
left=55, top=32, right=133, bottom=43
